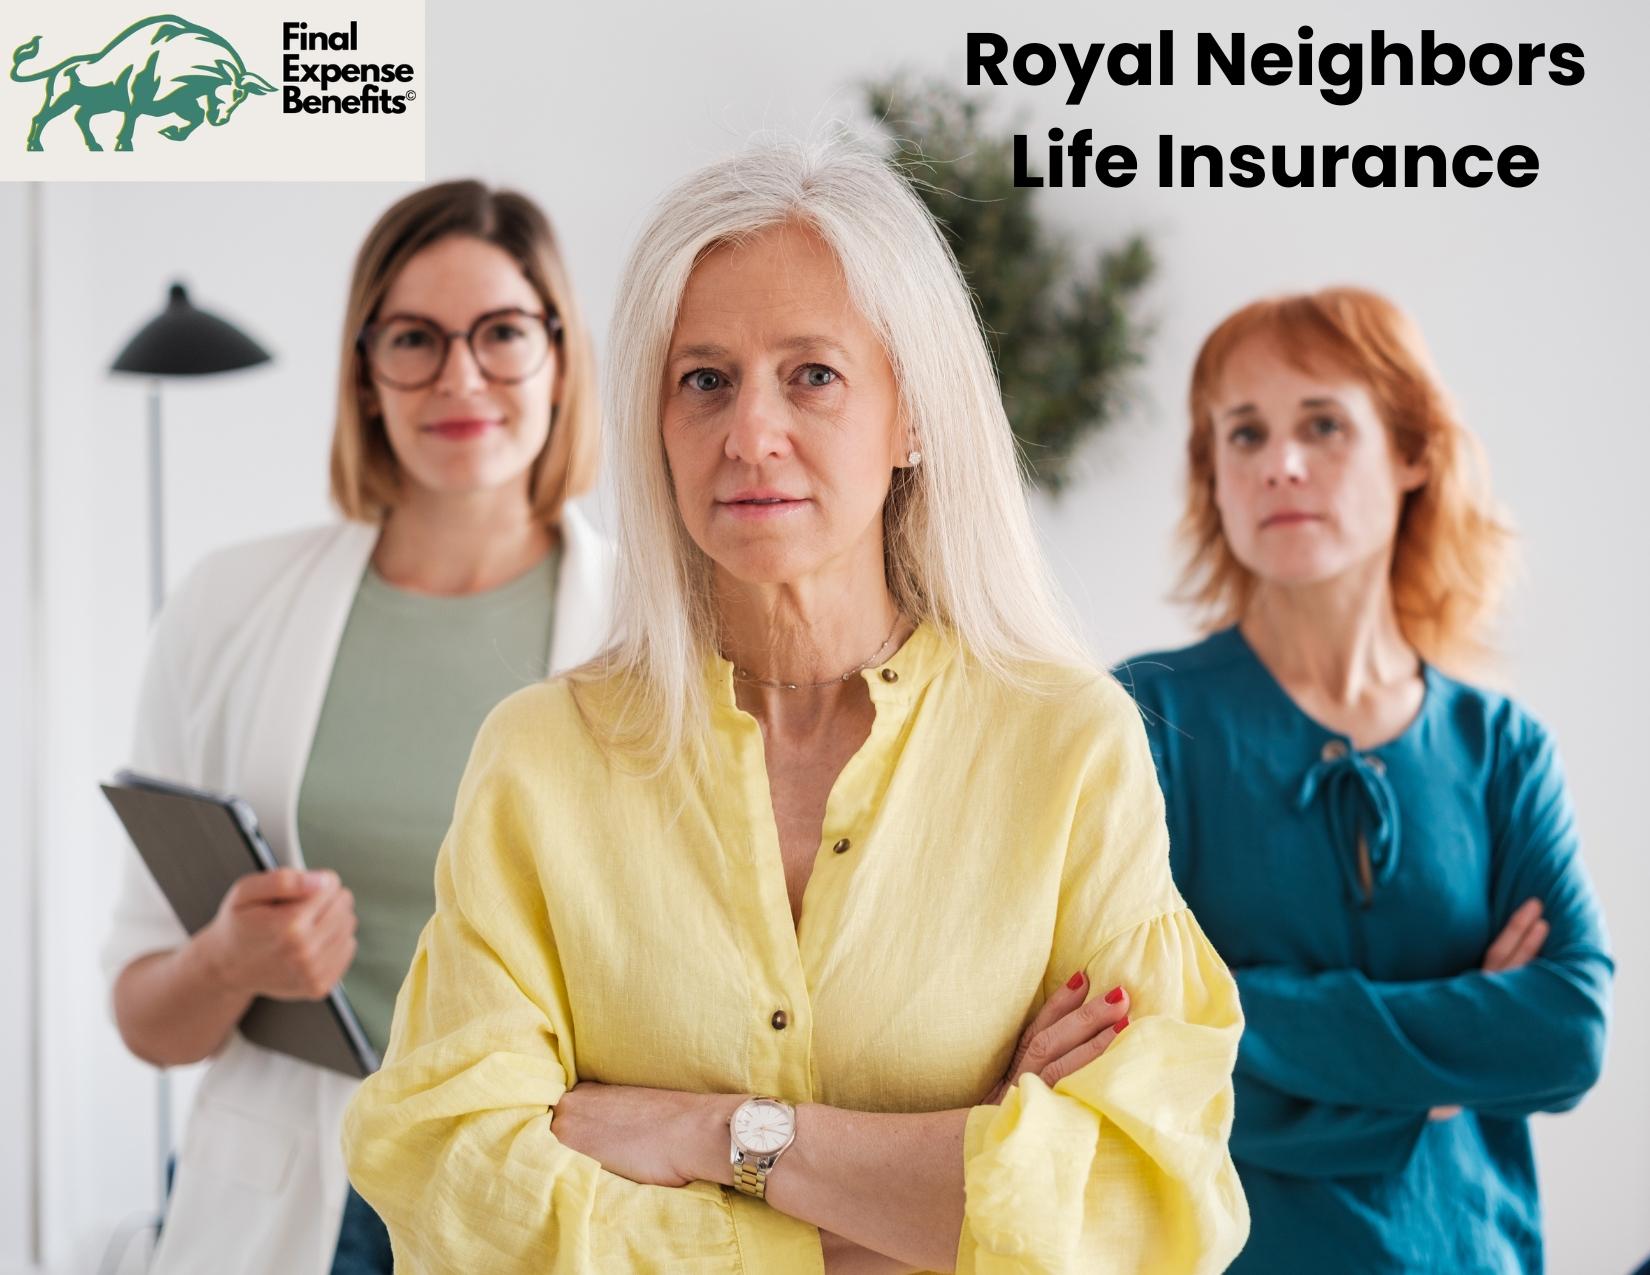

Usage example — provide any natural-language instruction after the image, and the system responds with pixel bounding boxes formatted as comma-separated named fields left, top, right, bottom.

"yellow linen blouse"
left=341, top=622, right=1249, bottom=1273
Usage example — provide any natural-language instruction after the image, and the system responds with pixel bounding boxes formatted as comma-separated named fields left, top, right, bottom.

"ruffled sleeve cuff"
left=956, top=907, right=1250, bottom=1274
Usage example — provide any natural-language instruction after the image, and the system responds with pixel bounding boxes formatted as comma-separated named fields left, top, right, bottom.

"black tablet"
left=101, top=769, right=380, bottom=1079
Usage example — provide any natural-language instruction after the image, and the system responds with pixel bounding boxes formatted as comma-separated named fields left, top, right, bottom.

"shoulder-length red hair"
left=1177, top=287, right=1514, bottom=675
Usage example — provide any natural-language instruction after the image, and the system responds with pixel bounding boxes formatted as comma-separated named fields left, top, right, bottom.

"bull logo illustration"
left=10, top=14, right=274, bottom=151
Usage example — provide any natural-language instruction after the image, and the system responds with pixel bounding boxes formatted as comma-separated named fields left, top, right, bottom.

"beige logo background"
left=2, top=0, right=424, bottom=180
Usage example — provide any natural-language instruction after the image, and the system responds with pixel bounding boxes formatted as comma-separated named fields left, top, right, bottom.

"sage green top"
left=297, top=548, right=560, bottom=1055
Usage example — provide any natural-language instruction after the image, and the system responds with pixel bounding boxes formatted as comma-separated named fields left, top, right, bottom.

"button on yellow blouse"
left=341, top=622, right=1249, bottom=1273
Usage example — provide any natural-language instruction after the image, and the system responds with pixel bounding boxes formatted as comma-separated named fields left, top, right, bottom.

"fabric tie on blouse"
left=1294, top=740, right=1400, bottom=905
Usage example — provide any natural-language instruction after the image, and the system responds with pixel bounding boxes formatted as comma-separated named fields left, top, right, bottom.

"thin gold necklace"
left=729, top=617, right=904, bottom=691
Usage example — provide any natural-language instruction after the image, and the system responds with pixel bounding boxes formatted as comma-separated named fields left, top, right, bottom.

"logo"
left=280, top=21, right=415, bottom=116
left=3, top=0, right=425, bottom=182
left=11, top=13, right=274, bottom=151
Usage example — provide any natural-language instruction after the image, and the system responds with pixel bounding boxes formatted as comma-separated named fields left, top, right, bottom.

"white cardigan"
left=100, top=505, right=614, bottom=1275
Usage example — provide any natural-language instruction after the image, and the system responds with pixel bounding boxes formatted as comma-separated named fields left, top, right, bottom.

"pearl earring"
left=907, top=449, right=923, bottom=466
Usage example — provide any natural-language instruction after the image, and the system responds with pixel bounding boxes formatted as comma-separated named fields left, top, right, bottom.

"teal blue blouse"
left=1116, top=627, right=1612, bottom=1274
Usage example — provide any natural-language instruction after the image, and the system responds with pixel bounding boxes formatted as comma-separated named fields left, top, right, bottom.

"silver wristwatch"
left=728, top=1096, right=797, bottom=1199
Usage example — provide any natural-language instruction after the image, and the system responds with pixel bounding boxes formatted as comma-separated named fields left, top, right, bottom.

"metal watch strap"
left=731, top=1151, right=777, bottom=1198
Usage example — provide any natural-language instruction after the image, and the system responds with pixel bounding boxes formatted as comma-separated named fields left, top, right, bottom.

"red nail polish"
left=1115, top=1016, right=1130, bottom=1032
left=1066, top=970, right=1086, bottom=990
left=1104, top=986, right=1124, bottom=1004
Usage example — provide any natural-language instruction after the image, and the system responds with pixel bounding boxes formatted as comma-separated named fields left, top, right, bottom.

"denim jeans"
left=329, top=1186, right=393, bottom=1274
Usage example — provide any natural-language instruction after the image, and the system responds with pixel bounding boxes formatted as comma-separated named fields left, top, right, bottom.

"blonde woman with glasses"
left=101, top=181, right=613, bottom=1275
left=344, top=137, right=1248, bottom=1274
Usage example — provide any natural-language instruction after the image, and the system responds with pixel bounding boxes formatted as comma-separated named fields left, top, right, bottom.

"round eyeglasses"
left=357, top=307, right=562, bottom=391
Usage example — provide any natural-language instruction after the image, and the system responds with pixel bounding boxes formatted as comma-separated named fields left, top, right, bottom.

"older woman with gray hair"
left=342, top=135, right=1249, bottom=1274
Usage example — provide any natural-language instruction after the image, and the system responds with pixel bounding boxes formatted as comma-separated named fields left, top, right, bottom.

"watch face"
left=733, top=1099, right=794, bottom=1154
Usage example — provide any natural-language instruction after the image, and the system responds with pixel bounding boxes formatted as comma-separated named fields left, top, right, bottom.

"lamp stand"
left=146, top=378, right=172, bottom=1227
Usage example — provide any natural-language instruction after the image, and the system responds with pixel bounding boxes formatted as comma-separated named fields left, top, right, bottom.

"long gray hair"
left=571, top=130, right=1093, bottom=769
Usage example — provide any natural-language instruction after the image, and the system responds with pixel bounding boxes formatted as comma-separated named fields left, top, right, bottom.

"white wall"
left=1, top=183, right=40, bottom=1275
left=16, top=0, right=1647, bottom=1270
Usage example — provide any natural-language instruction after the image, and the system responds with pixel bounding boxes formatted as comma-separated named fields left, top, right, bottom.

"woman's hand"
left=982, top=972, right=1130, bottom=1106
left=1429, top=897, right=1548, bottom=1122
left=1481, top=897, right=1548, bottom=974
left=196, top=867, right=359, bottom=1001
left=552, top=1081, right=743, bottom=1188
left=116, top=866, right=358, bottom=1069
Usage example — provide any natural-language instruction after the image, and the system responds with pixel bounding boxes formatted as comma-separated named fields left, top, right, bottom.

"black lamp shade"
left=111, top=282, right=273, bottom=377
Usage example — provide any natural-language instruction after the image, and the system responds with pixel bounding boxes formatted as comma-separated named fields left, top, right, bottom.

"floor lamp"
left=110, top=281, right=272, bottom=1229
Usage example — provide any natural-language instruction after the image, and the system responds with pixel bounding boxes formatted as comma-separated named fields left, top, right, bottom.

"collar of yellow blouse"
left=705, top=619, right=957, bottom=713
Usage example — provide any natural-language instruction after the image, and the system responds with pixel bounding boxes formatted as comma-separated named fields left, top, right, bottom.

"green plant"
left=865, top=75, right=1155, bottom=491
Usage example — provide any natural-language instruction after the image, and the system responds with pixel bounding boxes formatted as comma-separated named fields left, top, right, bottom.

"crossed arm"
left=341, top=875, right=1243, bottom=1273
left=547, top=971, right=1132, bottom=1273
left=1225, top=726, right=1613, bottom=1180
left=549, top=1085, right=965, bottom=1273
left=1228, top=900, right=1568, bottom=1180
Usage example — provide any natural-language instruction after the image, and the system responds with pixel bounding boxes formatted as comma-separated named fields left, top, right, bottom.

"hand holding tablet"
left=196, top=866, right=359, bottom=1004
left=101, top=770, right=379, bottom=1078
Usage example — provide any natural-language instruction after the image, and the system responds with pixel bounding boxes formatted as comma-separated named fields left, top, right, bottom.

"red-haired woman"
left=1117, top=287, right=1612, bottom=1272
